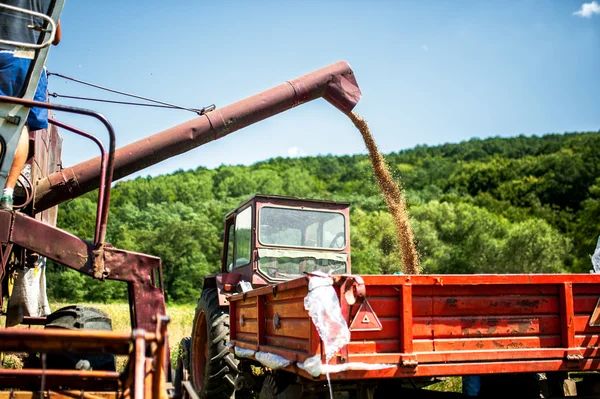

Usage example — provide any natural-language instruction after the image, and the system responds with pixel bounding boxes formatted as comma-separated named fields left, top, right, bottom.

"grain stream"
left=349, top=112, right=419, bottom=274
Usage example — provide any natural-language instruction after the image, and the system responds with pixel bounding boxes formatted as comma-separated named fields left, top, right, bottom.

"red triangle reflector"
left=349, top=298, right=383, bottom=332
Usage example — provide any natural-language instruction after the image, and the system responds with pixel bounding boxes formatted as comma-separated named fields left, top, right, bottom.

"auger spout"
left=33, top=60, right=361, bottom=213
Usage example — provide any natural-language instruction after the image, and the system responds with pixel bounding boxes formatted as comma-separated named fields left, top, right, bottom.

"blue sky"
left=46, top=1, right=599, bottom=180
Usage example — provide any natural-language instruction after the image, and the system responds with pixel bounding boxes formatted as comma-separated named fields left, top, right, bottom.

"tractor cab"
left=221, top=194, right=351, bottom=286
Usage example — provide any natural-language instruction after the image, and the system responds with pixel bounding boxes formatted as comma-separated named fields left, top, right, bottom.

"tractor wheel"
left=44, top=305, right=116, bottom=371
left=259, top=374, right=302, bottom=399
left=174, top=337, right=191, bottom=398
left=190, top=288, right=239, bottom=398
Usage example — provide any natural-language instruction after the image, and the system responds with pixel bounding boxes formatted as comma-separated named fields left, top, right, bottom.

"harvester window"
left=234, top=206, right=252, bottom=268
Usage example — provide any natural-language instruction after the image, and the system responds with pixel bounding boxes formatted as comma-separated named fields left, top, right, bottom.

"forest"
left=47, top=131, right=600, bottom=304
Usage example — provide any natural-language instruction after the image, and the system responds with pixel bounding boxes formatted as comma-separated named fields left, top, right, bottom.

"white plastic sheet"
left=255, top=351, right=291, bottom=369
left=234, top=346, right=256, bottom=359
left=6, top=256, right=51, bottom=327
left=592, top=235, right=600, bottom=273
left=303, top=271, right=350, bottom=363
left=297, top=354, right=396, bottom=378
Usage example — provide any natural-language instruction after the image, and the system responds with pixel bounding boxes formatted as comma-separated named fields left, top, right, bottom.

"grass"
left=424, top=377, right=463, bottom=393
left=52, top=301, right=197, bottom=370
left=49, top=301, right=197, bottom=345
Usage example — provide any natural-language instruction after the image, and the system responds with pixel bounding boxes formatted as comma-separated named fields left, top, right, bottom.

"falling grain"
left=349, top=112, right=419, bottom=274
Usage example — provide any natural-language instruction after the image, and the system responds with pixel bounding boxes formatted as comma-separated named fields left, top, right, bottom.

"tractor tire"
left=259, top=374, right=302, bottom=399
left=174, top=337, right=191, bottom=398
left=190, top=288, right=239, bottom=399
left=44, top=305, right=116, bottom=371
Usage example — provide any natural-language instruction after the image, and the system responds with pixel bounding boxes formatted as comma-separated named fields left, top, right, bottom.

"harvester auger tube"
left=33, top=61, right=362, bottom=212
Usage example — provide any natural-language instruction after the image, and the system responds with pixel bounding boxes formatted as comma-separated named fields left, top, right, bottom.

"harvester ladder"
left=0, top=0, right=65, bottom=189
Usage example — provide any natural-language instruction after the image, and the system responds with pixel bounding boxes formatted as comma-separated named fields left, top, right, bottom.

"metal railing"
left=0, top=3, right=57, bottom=50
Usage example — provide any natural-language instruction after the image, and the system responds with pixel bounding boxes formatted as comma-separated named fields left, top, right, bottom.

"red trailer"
left=182, top=195, right=600, bottom=398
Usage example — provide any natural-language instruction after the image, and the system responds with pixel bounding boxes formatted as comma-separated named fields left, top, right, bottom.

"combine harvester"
left=0, top=1, right=356, bottom=397
left=1, top=1, right=599, bottom=398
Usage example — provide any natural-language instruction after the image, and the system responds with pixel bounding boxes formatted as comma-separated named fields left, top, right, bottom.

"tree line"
left=47, top=131, right=600, bottom=303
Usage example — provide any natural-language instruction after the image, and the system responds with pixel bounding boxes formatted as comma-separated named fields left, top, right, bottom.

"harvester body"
left=0, top=2, right=363, bottom=396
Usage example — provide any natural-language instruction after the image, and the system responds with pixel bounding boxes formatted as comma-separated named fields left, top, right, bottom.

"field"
left=1, top=301, right=197, bottom=370
left=49, top=301, right=199, bottom=348
left=55, top=301, right=197, bottom=370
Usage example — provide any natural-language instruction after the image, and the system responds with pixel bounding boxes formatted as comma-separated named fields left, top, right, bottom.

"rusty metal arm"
left=0, top=96, right=116, bottom=244
left=0, top=211, right=166, bottom=332
left=33, top=60, right=362, bottom=212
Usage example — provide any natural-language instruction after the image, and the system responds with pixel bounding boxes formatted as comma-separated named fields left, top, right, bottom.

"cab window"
left=225, top=225, right=235, bottom=271
left=234, top=206, right=252, bottom=268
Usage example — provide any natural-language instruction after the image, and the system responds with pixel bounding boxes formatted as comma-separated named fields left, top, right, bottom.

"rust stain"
left=461, top=317, right=477, bottom=327
left=516, top=299, right=541, bottom=308
left=446, top=298, right=458, bottom=308
left=517, top=320, right=533, bottom=333
left=493, top=341, right=505, bottom=349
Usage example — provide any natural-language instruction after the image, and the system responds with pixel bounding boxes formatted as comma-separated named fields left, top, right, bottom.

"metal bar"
left=229, top=298, right=237, bottom=341
left=20, top=316, right=46, bottom=326
left=346, top=347, right=600, bottom=365
left=0, top=243, right=13, bottom=279
left=399, top=283, right=413, bottom=354
left=34, top=61, right=362, bottom=212
left=0, top=3, right=57, bottom=49
left=229, top=277, right=308, bottom=301
left=103, top=247, right=166, bottom=332
left=560, top=282, right=576, bottom=349
left=0, top=0, right=63, bottom=191
left=9, top=210, right=93, bottom=271
left=48, top=118, right=107, bottom=246
left=0, top=96, right=116, bottom=244
left=0, top=392, right=117, bottom=399
left=0, top=369, right=119, bottom=379
left=152, top=315, right=169, bottom=399
left=0, top=328, right=155, bottom=354
left=183, top=381, right=201, bottom=399
left=360, top=274, right=600, bottom=285
left=257, top=295, right=266, bottom=346
left=133, top=331, right=146, bottom=399
left=288, top=358, right=597, bottom=381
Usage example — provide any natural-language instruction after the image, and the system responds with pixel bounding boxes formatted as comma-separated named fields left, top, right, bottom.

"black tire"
left=44, top=305, right=116, bottom=371
left=190, top=288, right=239, bottom=398
left=174, top=337, right=191, bottom=398
left=259, top=374, right=302, bottom=399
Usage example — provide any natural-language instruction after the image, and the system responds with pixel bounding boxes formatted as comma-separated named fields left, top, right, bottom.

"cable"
left=14, top=171, right=33, bottom=211
left=48, top=92, right=216, bottom=112
left=47, top=71, right=215, bottom=116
